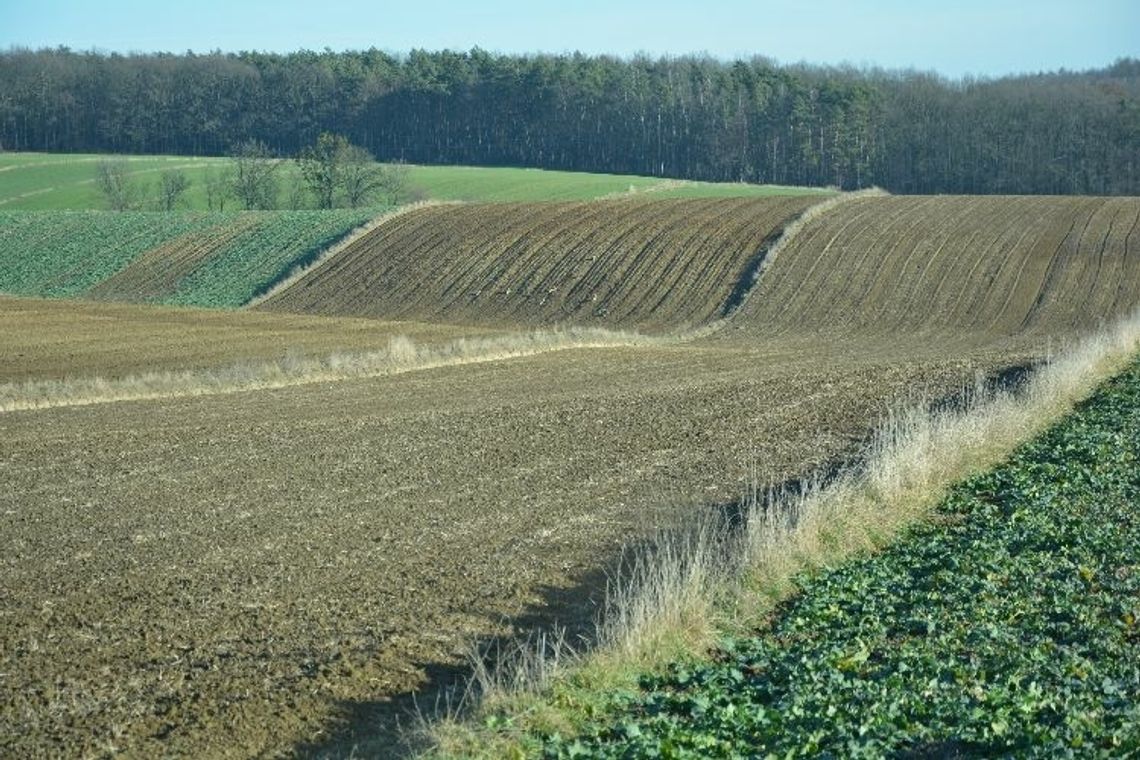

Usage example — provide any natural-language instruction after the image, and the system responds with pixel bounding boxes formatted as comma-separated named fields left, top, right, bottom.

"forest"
left=1, top=47, right=1137, bottom=194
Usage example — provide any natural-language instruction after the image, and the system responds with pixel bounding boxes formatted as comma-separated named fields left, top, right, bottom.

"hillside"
left=259, top=194, right=1140, bottom=341
left=4, top=185, right=1140, bottom=757
left=0, top=209, right=373, bottom=306
left=728, top=195, right=1140, bottom=340
left=258, top=196, right=820, bottom=330
left=0, top=153, right=228, bottom=210
left=547, top=353, right=1140, bottom=756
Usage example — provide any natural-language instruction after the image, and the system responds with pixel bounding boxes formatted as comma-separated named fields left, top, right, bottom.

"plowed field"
left=3, top=193, right=1139, bottom=758
left=732, top=195, right=1140, bottom=339
left=0, top=338, right=1023, bottom=758
left=0, top=295, right=489, bottom=383
left=259, top=197, right=819, bottom=330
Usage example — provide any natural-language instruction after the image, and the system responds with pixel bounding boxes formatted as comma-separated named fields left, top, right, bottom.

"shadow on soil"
left=295, top=360, right=1039, bottom=759
left=294, top=563, right=617, bottom=759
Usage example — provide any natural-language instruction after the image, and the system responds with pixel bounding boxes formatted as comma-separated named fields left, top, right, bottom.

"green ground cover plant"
left=162, top=209, right=374, bottom=307
left=0, top=209, right=373, bottom=306
left=543, top=357, right=1140, bottom=757
left=0, top=210, right=223, bottom=296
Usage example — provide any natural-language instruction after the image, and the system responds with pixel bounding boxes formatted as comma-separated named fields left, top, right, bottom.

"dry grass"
left=4, top=334, right=982, bottom=758
left=0, top=326, right=662, bottom=412
left=682, top=186, right=887, bottom=341
left=716, top=187, right=888, bottom=322
left=420, top=308, right=1140, bottom=758
left=740, top=307, right=1140, bottom=607
left=0, top=295, right=494, bottom=383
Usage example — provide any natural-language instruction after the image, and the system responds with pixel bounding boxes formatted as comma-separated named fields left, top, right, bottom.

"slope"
left=258, top=196, right=820, bottom=331
left=0, top=209, right=375, bottom=307
left=728, top=195, right=1140, bottom=341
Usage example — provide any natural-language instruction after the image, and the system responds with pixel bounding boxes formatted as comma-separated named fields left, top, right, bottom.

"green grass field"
left=0, top=152, right=830, bottom=209
left=0, top=153, right=230, bottom=210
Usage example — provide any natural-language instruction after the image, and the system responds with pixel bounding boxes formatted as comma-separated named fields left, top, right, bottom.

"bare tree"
left=297, top=133, right=407, bottom=209
left=157, top=169, right=190, bottom=211
left=296, top=132, right=348, bottom=209
left=376, top=161, right=411, bottom=206
left=284, top=169, right=311, bottom=209
left=95, top=158, right=138, bottom=211
left=204, top=165, right=233, bottom=211
left=341, top=145, right=387, bottom=208
left=230, top=139, right=279, bottom=210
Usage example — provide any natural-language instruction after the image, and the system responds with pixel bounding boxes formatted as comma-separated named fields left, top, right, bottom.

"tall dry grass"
left=741, top=309, right=1139, bottom=606
left=421, top=308, right=1140, bottom=758
left=0, top=327, right=663, bottom=412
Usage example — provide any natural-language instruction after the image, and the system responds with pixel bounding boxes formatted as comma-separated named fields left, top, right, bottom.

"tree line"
left=94, top=134, right=410, bottom=211
left=2, top=47, right=1137, bottom=195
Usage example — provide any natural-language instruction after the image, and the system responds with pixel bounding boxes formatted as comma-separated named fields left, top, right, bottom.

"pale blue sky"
left=2, top=0, right=1136, bottom=79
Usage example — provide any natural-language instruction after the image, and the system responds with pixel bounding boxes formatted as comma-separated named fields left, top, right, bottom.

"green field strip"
left=0, top=154, right=230, bottom=210
left=0, top=152, right=827, bottom=209
left=0, top=209, right=376, bottom=307
left=0, top=210, right=225, bottom=297
left=161, top=209, right=376, bottom=308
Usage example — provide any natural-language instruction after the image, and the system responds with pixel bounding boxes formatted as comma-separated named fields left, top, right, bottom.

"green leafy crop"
left=0, top=211, right=222, bottom=297
left=0, top=209, right=375, bottom=307
left=161, top=209, right=374, bottom=308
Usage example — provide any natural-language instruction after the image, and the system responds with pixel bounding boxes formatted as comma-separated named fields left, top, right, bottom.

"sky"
left=1, top=0, right=1137, bottom=80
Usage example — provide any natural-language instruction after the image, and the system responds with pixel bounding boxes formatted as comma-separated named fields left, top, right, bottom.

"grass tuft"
left=0, top=327, right=667, bottom=412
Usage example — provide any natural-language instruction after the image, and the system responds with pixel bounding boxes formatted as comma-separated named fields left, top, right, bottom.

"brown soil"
left=0, top=339, right=1023, bottom=758
left=3, top=193, right=1139, bottom=758
left=257, top=197, right=819, bottom=331
left=0, top=295, right=491, bottom=383
left=730, top=195, right=1140, bottom=340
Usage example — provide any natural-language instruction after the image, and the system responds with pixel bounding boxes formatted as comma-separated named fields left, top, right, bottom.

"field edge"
left=418, top=308, right=1140, bottom=759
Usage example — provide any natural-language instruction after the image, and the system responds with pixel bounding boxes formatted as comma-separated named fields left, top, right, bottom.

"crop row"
left=0, top=211, right=223, bottom=297
left=740, top=195, right=1140, bottom=338
left=87, top=214, right=265, bottom=303
left=260, top=196, right=818, bottom=330
left=156, top=209, right=374, bottom=307
left=0, top=209, right=375, bottom=307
